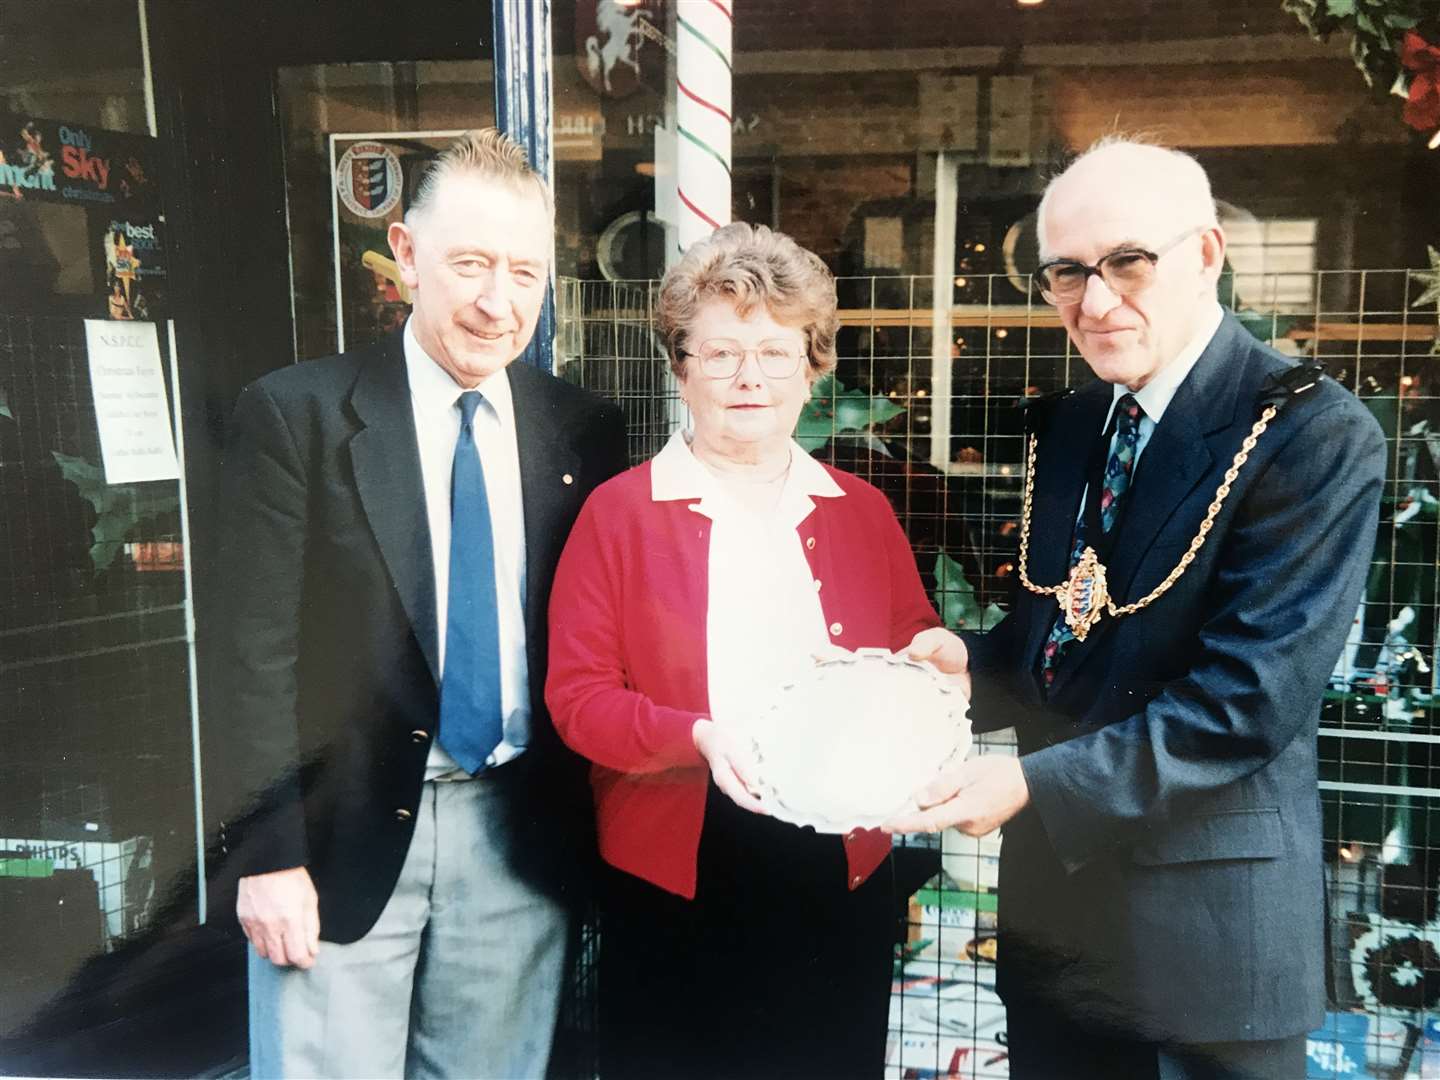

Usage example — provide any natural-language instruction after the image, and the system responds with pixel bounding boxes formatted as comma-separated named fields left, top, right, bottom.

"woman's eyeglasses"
left=680, top=339, right=806, bottom=380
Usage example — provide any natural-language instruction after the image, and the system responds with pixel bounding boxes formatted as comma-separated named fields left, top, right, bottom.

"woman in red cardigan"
left=546, top=222, right=967, bottom=1079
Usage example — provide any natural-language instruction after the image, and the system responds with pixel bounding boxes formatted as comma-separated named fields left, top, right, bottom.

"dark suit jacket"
left=965, top=313, right=1386, bottom=1043
left=211, top=329, right=628, bottom=944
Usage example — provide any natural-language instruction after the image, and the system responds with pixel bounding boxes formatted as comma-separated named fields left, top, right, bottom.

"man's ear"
left=1198, top=225, right=1227, bottom=286
left=388, top=220, right=421, bottom=290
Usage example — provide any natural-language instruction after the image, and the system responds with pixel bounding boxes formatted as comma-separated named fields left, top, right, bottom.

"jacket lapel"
left=1109, top=316, right=1248, bottom=602
left=1020, top=383, right=1112, bottom=678
left=347, top=333, right=440, bottom=685
left=507, top=363, right=582, bottom=649
left=1046, top=315, right=1247, bottom=696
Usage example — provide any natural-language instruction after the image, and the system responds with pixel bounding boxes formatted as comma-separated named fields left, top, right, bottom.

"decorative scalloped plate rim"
left=736, top=647, right=972, bottom=833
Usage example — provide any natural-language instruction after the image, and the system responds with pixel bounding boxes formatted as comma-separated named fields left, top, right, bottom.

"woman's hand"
left=906, top=626, right=972, bottom=699
left=692, top=718, right=768, bottom=814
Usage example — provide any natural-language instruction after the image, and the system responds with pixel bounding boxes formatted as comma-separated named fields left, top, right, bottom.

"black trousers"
left=1005, top=998, right=1308, bottom=1080
left=597, top=786, right=897, bottom=1080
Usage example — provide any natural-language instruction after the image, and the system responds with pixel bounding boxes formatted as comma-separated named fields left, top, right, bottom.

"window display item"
left=738, top=649, right=970, bottom=832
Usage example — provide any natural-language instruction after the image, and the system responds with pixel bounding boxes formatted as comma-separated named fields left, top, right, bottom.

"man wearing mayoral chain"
left=888, top=137, right=1386, bottom=1079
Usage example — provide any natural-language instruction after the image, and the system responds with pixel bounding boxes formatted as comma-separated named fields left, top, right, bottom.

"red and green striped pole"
left=675, top=0, right=733, bottom=252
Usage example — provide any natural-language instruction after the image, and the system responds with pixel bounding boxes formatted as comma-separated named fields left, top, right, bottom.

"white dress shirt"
left=403, top=319, right=530, bottom=778
left=1074, top=303, right=1225, bottom=531
left=1098, top=301, right=1224, bottom=464
left=649, top=428, right=841, bottom=726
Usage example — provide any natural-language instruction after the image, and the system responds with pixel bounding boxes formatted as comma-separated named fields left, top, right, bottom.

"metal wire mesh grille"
left=557, top=268, right=1440, bottom=1078
left=0, top=314, right=192, bottom=1039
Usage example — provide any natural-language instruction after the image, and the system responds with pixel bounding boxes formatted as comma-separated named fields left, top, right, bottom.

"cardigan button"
left=829, top=622, right=843, bottom=637
left=562, top=473, right=574, bottom=485
left=850, top=874, right=863, bottom=888
left=813, top=579, right=822, bottom=591
left=805, top=536, right=816, bottom=550
left=394, top=808, right=413, bottom=823
left=410, top=729, right=429, bottom=744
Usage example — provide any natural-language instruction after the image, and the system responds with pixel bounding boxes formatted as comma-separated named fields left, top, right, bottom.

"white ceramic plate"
left=736, top=647, right=971, bottom=833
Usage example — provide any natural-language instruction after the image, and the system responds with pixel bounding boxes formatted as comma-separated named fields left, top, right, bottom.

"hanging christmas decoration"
left=1401, top=31, right=1440, bottom=143
left=1410, top=245, right=1440, bottom=356
left=1283, top=0, right=1440, bottom=145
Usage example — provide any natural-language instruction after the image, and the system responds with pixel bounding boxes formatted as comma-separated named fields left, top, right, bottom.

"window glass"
left=276, top=61, right=496, bottom=359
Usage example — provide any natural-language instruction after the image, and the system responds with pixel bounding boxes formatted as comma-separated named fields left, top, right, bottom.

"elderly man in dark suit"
left=888, top=138, right=1386, bottom=1079
left=214, top=129, right=628, bottom=1078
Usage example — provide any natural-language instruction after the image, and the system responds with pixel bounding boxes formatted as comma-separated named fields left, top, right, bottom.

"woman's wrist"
left=691, top=716, right=712, bottom=751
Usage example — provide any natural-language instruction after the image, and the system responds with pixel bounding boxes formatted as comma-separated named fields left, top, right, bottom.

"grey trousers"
left=247, top=778, right=568, bottom=1079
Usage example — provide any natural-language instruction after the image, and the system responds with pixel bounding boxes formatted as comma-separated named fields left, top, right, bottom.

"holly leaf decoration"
left=933, top=549, right=1005, bottom=632
left=1285, top=0, right=1434, bottom=91
left=50, top=451, right=180, bottom=571
left=795, top=373, right=906, bottom=451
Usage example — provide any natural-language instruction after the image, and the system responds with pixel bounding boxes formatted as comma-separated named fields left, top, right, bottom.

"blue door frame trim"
left=492, top=0, right=556, bottom=373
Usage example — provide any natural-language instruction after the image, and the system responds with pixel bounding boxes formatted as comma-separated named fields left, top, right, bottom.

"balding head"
left=1034, top=137, right=1227, bottom=390
left=1037, top=138, right=1219, bottom=259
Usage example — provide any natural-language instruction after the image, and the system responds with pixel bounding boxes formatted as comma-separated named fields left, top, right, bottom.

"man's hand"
left=883, top=756, right=1029, bottom=836
left=237, top=866, right=321, bottom=969
left=907, top=626, right=972, bottom=700
left=693, top=718, right=768, bottom=815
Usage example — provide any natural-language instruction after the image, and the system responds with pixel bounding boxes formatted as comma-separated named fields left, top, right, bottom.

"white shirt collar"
left=402, top=316, right=516, bottom=427
left=1107, top=301, right=1224, bottom=426
left=650, top=427, right=845, bottom=506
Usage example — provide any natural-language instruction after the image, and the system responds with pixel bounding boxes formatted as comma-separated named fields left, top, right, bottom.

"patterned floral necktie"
left=1040, top=394, right=1143, bottom=686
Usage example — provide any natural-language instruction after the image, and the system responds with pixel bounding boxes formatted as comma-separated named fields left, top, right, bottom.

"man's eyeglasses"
left=680, top=339, right=806, bottom=380
left=1032, top=226, right=1206, bottom=306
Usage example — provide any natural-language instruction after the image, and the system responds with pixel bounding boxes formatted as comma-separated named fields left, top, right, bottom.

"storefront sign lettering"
left=626, top=112, right=761, bottom=136
left=0, top=114, right=159, bottom=209
left=0, top=160, right=55, bottom=191
left=62, top=144, right=110, bottom=188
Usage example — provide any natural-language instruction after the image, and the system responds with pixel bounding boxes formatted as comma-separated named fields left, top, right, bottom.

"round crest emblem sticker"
left=336, top=142, right=403, bottom=219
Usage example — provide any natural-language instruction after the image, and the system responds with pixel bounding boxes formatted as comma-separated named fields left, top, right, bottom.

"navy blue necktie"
left=438, top=391, right=504, bottom=773
left=1040, top=394, right=1143, bottom=685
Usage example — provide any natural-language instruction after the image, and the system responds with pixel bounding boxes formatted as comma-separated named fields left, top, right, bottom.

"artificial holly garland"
left=1284, top=0, right=1440, bottom=142
left=1402, top=30, right=1440, bottom=136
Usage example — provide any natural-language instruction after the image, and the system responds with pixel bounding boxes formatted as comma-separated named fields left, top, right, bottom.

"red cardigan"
left=545, top=458, right=941, bottom=899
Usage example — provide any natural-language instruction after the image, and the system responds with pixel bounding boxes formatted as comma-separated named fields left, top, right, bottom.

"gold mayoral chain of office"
left=1016, top=394, right=1294, bottom=644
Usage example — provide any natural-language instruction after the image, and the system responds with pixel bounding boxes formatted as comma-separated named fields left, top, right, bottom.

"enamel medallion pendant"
left=1057, top=546, right=1111, bottom=642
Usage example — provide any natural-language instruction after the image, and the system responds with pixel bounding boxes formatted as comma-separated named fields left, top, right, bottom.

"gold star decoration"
left=1411, top=246, right=1440, bottom=355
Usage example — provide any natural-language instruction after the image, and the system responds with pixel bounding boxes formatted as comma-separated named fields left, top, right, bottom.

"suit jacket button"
left=395, top=808, right=413, bottom=822
left=829, top=622, right=843, bottom=636
left=850, top=874, right=863, bottom=888
left=410, top=729, right=429, bottom=744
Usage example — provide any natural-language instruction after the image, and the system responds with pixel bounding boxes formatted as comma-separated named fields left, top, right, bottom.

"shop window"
left=276, top=62, right=496, bottom=360
left=1225, top=216, right=1319, bottom=314
left=1, top=0, right=199, bottom=1044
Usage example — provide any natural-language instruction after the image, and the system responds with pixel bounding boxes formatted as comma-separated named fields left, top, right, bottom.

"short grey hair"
left=406, top=127, right=553, bottom=223
left=656, top=222, right=839, bottom=380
